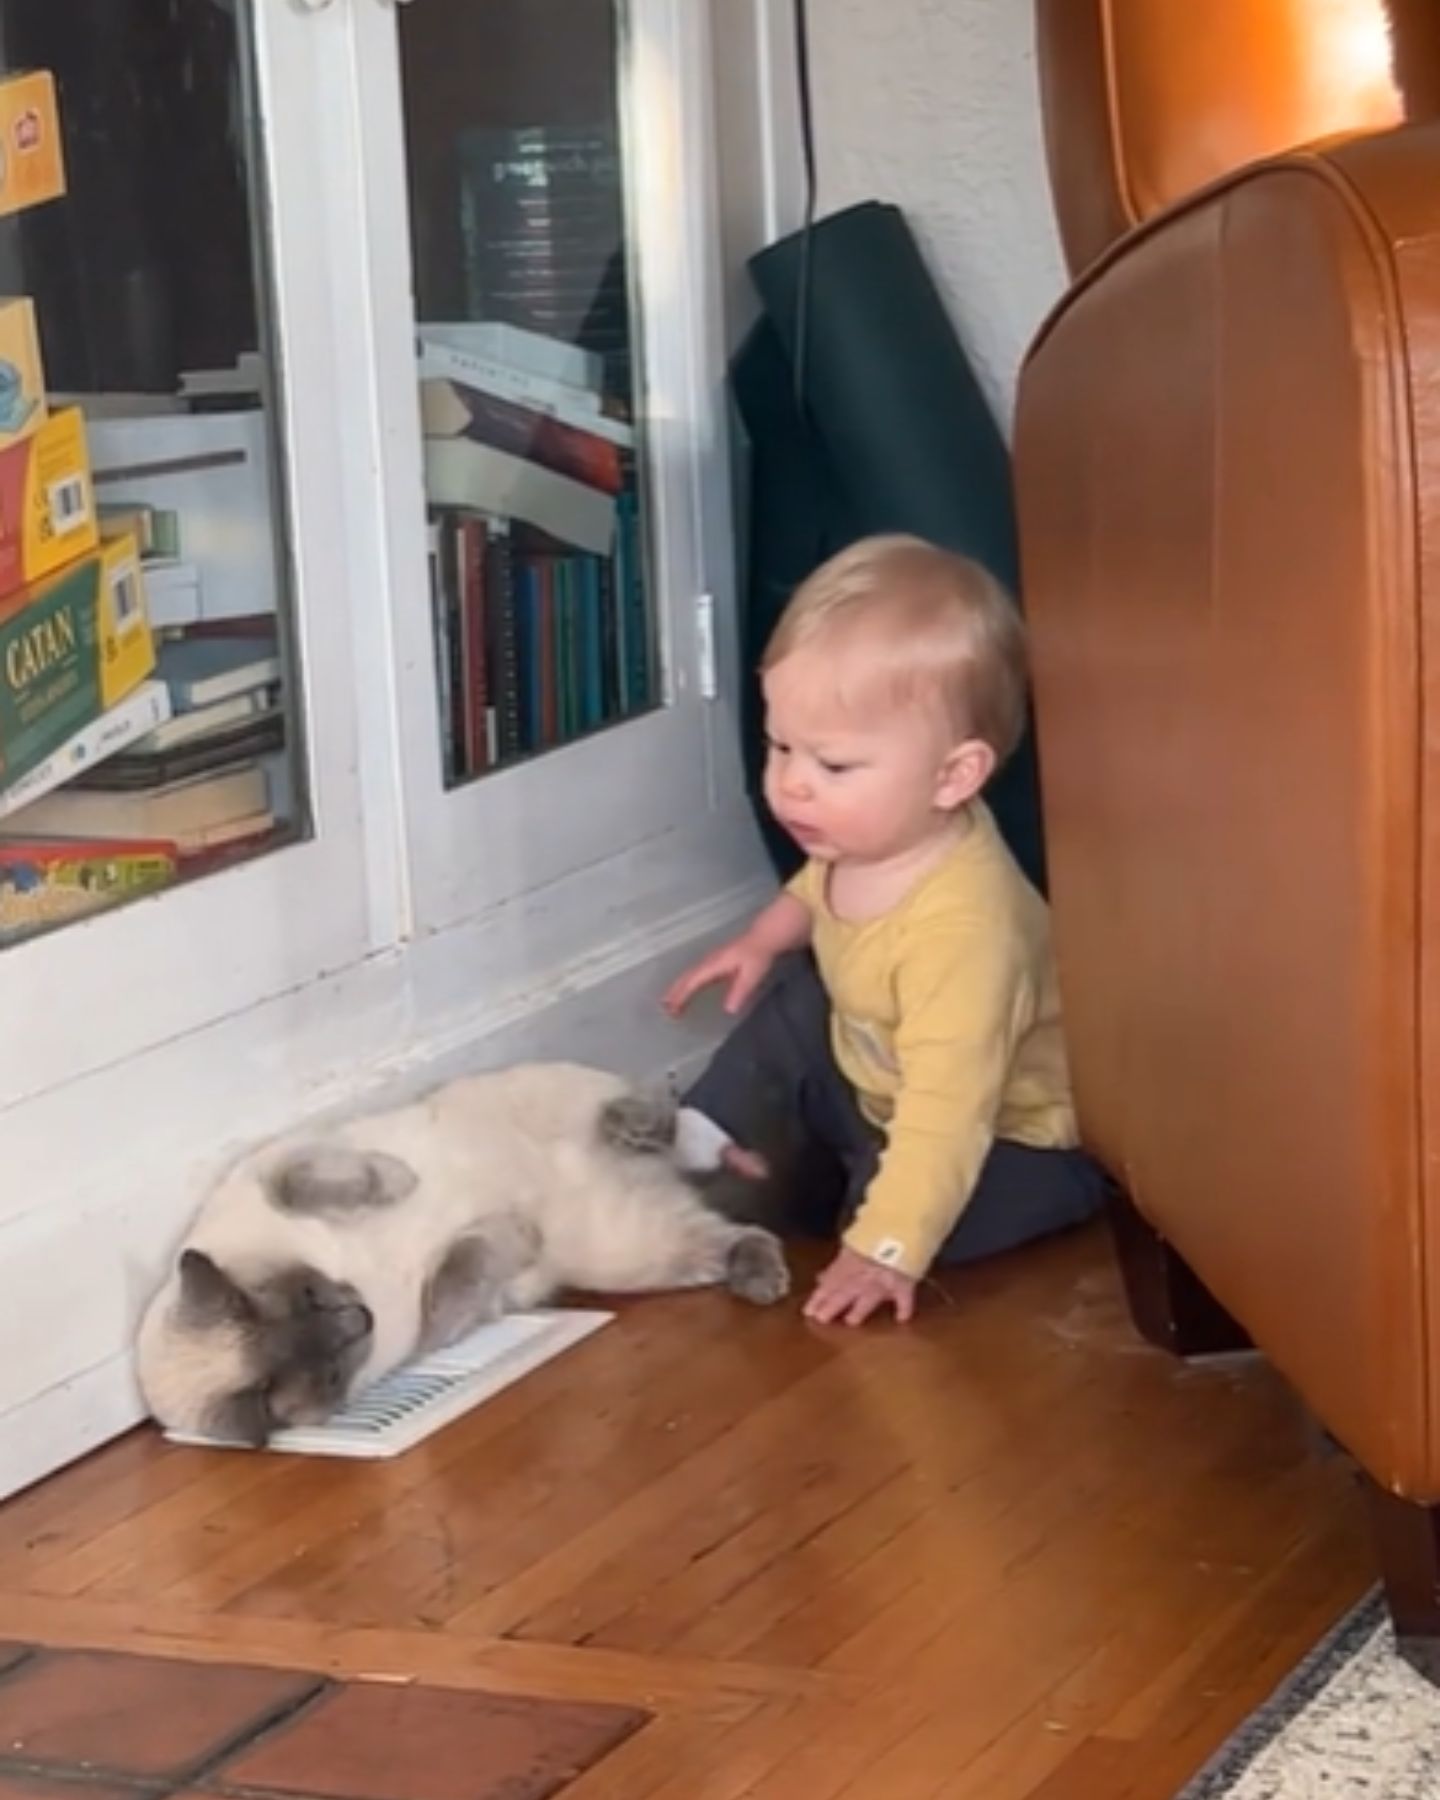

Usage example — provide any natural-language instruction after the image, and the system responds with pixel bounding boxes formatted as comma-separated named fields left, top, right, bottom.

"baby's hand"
left=663, top=935, right=774, bottom=1017
left=804, top=1246, right=918, bottom=1326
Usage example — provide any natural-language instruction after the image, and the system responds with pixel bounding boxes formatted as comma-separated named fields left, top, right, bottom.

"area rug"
left=1179, top=1591, right=1440, bottom=1796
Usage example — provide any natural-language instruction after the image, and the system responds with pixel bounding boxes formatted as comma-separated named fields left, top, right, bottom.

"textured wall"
left=806, top=0, right=1068, bottom=429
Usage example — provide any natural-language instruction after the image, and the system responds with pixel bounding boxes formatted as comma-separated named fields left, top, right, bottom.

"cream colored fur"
left=137, top=1060, right=787, bottom=1439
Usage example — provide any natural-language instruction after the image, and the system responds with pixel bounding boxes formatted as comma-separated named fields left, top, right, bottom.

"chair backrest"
left=1017, top=41, right=1440, bottom=1487
left=1035, top=0, right=1436, bottom=274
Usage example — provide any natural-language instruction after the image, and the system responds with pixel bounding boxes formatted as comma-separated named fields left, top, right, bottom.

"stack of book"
left=0, top=622, right=283, bottom=944
left=0, top=76, right=284, bottom=948
left=421, top=320, right=651, bottom=784
left=15, top=628, right=281, bottom=843
left=456, top=122, right=632, bottom=405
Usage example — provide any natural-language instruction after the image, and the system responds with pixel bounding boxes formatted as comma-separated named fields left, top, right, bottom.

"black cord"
left=792, top=0, right=817, bottom=424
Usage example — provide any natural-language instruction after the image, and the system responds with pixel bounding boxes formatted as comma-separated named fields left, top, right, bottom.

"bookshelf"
left=0, top=0, right=747, bottom=1028
left=358, top=0, right=729, bottom=941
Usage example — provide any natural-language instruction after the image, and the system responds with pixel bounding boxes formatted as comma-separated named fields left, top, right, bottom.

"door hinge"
left=695, top=592, right=718, bottom=700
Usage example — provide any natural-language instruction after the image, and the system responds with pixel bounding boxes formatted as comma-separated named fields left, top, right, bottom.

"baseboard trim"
left=340, top=873, right=773, bottom=1110
left=0, top=1354, right=143, bottom=1503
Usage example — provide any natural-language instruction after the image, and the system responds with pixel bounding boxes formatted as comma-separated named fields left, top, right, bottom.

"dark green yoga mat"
left=730, top=200, right=1046, bottom=893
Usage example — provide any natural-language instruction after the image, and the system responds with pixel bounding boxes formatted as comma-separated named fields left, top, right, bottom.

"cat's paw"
left=598, top=1093, right=678, bottom=1157
left=725, top=1230, right=790, bottom=1306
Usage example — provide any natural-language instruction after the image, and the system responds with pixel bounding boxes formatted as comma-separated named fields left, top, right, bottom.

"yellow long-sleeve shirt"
left=787, top=803, right=1078, bottom=1278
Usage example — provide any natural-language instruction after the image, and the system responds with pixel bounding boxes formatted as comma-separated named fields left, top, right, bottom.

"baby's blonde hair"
left=761, top=535, right=1029, bottom=762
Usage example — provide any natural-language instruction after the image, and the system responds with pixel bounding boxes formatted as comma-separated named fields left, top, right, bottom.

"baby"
left=665, top=534, right=1104, bottom=1325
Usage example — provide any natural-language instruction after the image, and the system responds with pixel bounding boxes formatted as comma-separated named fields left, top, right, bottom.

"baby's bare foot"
left=721, top=1143, right=771, bottom=1182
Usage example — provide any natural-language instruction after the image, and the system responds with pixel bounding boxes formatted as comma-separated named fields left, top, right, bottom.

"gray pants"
left=683, top=954, right=1107, bottom=1266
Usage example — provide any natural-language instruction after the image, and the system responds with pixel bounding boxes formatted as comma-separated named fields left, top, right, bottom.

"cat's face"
left=159, top=1250, right=375, bottom=1445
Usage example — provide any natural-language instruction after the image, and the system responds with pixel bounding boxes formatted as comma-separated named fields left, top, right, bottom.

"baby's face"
left=761, top=649, right=971, bottom=865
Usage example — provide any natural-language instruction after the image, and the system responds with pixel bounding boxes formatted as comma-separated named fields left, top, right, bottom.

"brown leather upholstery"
left=1018, top=16, right=1440, bottom=1495
left=1037, top=0, right=1420, bottom=274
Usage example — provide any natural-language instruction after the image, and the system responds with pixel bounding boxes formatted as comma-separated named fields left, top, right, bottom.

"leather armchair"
left=1016, top=0, right=1440, bottom=1662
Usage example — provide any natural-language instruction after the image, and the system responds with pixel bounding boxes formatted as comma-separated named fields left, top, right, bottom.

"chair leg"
left=1107, top=1187, right=1252, bottom=1357
left=1367, top=1479, right=1440, bottom=1679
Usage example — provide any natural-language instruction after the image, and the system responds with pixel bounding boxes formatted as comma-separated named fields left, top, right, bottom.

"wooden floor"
left=0, top=1223, right=1372, bottom=1799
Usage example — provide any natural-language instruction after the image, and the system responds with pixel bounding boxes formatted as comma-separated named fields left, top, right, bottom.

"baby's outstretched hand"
left=804, top=1246, right=917, bottom=1327
left=663, top=936, right=773, bottom=1017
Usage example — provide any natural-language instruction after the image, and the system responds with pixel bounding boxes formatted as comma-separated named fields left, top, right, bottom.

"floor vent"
left=166, top=1309, right=613, bottom=1459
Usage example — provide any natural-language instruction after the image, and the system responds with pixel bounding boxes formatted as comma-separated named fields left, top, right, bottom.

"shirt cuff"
left=841, top=1216, right=943, bottom=1281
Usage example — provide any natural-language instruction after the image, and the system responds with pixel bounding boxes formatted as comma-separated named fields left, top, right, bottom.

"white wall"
left=712, top=0, right=1068, bottom=430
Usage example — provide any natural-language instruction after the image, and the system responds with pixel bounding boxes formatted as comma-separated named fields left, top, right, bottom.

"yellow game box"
left=0, top=407, right=97, bottom=601
left=0, top=836, right=177, bottom=944
left=0, top=72, right=66, bottom=220
left=0, top=298, right=46, bottom=450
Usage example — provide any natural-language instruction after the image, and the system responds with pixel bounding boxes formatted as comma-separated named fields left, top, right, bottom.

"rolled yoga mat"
left=729, top=199, right=1047, bottom=893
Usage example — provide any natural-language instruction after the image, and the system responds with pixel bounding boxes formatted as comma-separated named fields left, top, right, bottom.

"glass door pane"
left=1, top=0, right=384, bottom=1106
left=0, top=0, right=310, bottom=951
left=398, top=0, right=656, bottom=784
left=355, top=0, right=726, bottom=936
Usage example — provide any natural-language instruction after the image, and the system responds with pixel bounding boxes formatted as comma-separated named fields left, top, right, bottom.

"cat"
left=136, top=1060, right=790, bottom=1447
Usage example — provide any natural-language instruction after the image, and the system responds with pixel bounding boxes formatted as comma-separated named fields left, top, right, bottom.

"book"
left=426, top=496, right=657, bottom=779
left=420, top=378, right=624, bottom=496
left=177, top=812, right=282, bottom=874
left=0, top=531, right=155, bottom=791
left=484, top=520, right=522, bottom=762
left=456, top=513, right=491, bottom=773
left=424, top=437, right=615, bottom=558
left=417, top=334, right=633, bottom=448
left=134, top=559, right=203, bottom=631
left=176, top=351, right=265, bottom=403
left=138, top=684, right=275, bottom=754
left=426, top=516, right=455, bottom=781
left=417, top=322, right=602, bottom=395
left=514, top=559, right=552, bottom=752
left=73, top=713, right=285, bottom=792
left=0, top=74, right=67, bottom=222
left=0, top=298, right=43, bottom=448
left=178, top=808, right=276, bottom=856
left=0, top=406, right=98, bottom=600
left=430, top=509, right=511, bottom=782
left=456, top=125, right=622, bottom=307
left=455, top=123, right=634, bottom=406
left=0, top=835, right=177, bottom=943
left=614, top=488, right=650, bottom=711
left=98, top=500, right=181, bottom=559
left=0, top=677, right=171, bottom=820
left=156, top=632, right=280, bottom=710
left=8, top=762, right=269, bottom=846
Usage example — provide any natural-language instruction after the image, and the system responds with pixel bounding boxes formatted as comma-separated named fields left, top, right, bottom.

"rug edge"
left=1173, top=1587, right=1385, bottom=1798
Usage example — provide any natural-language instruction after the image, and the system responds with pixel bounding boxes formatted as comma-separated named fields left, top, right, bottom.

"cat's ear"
left=177, top=1249, right=254, bottom=1326
left=267, top=1146, right=418, bottom=1215
left=205, top=1387, right=271, bottom=1448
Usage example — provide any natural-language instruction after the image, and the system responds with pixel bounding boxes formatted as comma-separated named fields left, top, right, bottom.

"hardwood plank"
left=225, top=1301, right=835, bottom=1629
left=561, top=1707, right=776, bottom=1800
left=0, top=1592, right=843, bottom=1717
left=0, top=1433, right=204, bottom=1582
